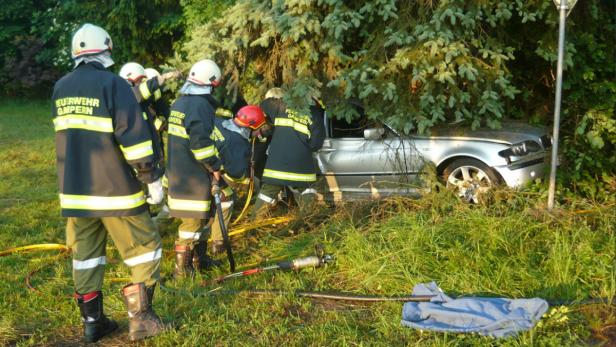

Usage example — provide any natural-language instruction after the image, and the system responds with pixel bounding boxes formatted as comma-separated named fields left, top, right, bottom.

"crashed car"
left=315, top=116, right=552, bottom=203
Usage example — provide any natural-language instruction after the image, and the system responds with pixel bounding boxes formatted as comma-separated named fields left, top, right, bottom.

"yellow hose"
left=226, top=215, right=293, bottom=239
left=0, top=243, right=69, bottom=257
left=231, top=179, right=254, bottom=225
left=231, top=137, right=257, bottom=225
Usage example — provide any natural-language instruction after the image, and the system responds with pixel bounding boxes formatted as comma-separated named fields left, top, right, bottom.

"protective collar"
left=222, top=119, right=250, bottom=141
left=179, top=81, right=212, bottom=95
left=73, top=51, right=114, bottom=69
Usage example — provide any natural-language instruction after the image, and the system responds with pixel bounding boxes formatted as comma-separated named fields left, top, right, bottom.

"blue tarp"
left=401, top=282, right=549, bottom=338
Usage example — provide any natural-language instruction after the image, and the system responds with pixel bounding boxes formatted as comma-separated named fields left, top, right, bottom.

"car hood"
left=414, top=121, right=547, bottom=145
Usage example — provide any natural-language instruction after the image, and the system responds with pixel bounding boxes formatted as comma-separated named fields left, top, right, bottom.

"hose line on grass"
left=0, top=243, right=69, bottom=257
left=3, top=216, right=292, bottom=292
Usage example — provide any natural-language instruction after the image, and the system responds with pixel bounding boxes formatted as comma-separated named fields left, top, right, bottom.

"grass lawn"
left=0, top=99, right=614, bottom=346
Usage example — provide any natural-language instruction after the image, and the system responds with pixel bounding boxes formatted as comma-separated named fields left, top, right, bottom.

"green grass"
left=0, top=99, right=615, bottom=346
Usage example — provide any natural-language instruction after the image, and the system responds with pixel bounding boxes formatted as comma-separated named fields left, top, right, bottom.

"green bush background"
left=1, top=0, right=614, bottom=200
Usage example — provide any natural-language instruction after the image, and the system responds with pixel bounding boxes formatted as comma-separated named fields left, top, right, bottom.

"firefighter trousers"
left=251, top=183, right=317, bottom=218
left=66, top=212, right=162, bottom=294
left=210, top=200, right=233, bottom=242
left=176, top=218, right=211, bottom=247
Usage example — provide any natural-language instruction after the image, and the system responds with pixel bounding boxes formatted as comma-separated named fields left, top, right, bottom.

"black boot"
left=75, top=291, right=118, bottom=343
left=174, top=244, right=194, bottom=277
left=192, top=241, right=222, bottom=272
left=122, top=283, right=169, bottom=341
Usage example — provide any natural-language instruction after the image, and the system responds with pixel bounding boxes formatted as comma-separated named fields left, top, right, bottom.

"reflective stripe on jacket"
left=52, top=62, right=159, bottom=217
left=166, top=94, right=221, bottom=219
left=260, top=98, right=325, bottom=187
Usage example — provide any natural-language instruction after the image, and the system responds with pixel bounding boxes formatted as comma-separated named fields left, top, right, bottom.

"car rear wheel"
left=442, top=158, right=501, bottom=203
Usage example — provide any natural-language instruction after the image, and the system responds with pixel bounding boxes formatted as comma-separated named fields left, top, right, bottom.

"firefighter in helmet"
left=209, top=105, right=269, bottom=255
left=250, top=88, right=326, bottom=217
left=166, top=59, right=224, bottom=276
left=52, top=23, right=168, bottom=342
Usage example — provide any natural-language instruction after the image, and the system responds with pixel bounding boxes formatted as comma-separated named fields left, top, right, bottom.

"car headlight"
left=498, top=140, right=542, bottom=164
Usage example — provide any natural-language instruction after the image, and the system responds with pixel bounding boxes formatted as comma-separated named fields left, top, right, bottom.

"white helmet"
left=119, top=62, right=146, bottom=83
left=187, top=59, right=221, bottom=86
left=71, top=23, right=113, bottom=59
left=145, top=68, right=161, bottom=80
left=265, top=87, right=284, bottom=99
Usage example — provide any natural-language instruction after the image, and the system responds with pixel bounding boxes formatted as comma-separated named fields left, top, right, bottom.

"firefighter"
left=166, top=59, right=223, bottom=276
left=209, top=105, right=268, bottom=255
left=52, top=23, right=167, bottom=342
left=250, top=88, right=326, bottom=218
left=119, top=62, right=166, bottom=170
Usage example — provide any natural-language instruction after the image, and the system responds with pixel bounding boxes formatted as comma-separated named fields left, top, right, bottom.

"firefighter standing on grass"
left=209, top=105, right=269, bottom=255
left=166, top=59, right=223, bottom=276
left=52, top=23, right=167, bottom=342
left=250, top=88, right=326, bottom=217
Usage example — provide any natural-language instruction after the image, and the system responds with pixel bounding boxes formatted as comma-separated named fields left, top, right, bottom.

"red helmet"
left=234, top=105, right=266, bottom=130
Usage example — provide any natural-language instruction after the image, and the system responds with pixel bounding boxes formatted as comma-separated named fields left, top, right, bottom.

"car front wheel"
left=442, top=158, right=501, bottom=203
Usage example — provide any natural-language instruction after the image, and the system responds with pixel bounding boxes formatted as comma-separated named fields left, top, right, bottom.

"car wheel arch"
left=436, top=155, right=504, bottom=184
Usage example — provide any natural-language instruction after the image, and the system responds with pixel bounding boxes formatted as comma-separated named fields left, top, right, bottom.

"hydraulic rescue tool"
left=205, top=244, right=333, bottom=285
left=212, top=178, right=236, bottom=272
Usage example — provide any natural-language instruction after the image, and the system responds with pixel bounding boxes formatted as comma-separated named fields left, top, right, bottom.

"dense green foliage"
left=1, top=0, right=613, bottom=197
left=0, top=0, right=183, bottom=97
left=182, top=0, right=615, bottom=200
left=1, top=101, right=614, bottom=345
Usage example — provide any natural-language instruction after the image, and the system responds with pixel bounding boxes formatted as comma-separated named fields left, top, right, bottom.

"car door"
left=316, top=116, right=420, bottom=200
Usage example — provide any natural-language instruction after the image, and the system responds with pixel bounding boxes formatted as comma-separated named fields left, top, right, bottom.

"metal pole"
left=547, top=0, right=568, bottom=210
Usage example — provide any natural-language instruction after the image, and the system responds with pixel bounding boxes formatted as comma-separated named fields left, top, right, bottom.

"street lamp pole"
left=547, top=0, right=569, bottom=210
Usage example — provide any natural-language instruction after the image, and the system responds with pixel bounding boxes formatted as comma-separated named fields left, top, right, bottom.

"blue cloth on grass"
left=401, top=282, right=548, bottom=338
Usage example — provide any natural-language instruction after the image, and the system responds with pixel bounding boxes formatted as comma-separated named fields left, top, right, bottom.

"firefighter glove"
left=146, top=178, right=164, bottom=205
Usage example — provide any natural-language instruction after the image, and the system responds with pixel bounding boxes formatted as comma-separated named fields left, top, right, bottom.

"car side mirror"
left=364, top=128, right=385, bottom=140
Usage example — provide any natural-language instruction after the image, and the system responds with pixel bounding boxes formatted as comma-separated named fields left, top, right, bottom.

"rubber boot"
left=122, top=283, right=168, bottom=341
left=75, top=291, right=118, bottom=343
left=174, top=244, right=194, bottom=277
left=192, top=241, right=222, bottom=272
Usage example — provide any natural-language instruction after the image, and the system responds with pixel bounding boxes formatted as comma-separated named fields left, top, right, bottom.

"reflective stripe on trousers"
left=73, top=256, right=106, bottom=270
left=123, top=248, right=163, bottom=267
left=258, top=193, right=276, bottom=205
left=179, top=230, right=202, bottom=240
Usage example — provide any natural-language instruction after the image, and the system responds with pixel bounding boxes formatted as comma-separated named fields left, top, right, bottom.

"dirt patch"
left=580, top=303, right=616, bottom=347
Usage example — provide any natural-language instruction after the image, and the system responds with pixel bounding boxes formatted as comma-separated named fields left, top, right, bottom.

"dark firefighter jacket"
left=52, top=62, right=161, bottom=217
left=130, top=78, right=168, bottom=165
left=260, top=98, right=326, bottom=188
left=166, top=94, right=222, bottom=219
left=134, top=77, right=171, bottom=123
left=212, top=117, right=251, bottom=185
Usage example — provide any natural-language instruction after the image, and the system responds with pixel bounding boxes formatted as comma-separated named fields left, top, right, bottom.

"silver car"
left=315, top=116, right=552, bottom=203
